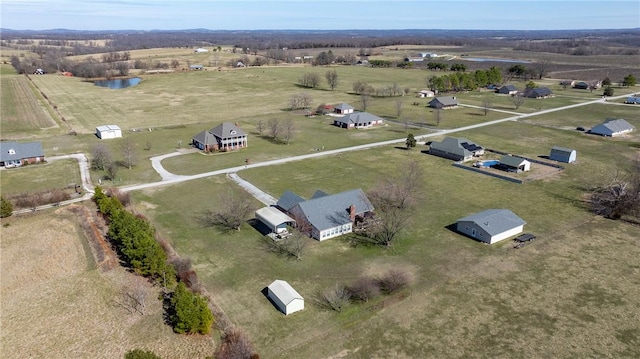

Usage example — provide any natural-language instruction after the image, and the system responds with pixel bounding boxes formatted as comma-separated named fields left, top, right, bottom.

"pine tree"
left=1, top=196, right=13, bottom=218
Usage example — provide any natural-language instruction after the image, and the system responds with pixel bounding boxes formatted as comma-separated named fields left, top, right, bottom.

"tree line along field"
left=1, top=43, right=639, bottom=358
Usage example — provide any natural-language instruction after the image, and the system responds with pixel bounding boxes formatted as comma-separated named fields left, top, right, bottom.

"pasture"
left=132, top=118, right=640, bottom=358
left=0, top=207, right=215, bottom=359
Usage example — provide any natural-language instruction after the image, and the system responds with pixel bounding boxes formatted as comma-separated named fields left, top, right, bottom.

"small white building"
left=194, top=48, right=209, bottom=53
left=96, top=125, right=122, bottom=139
left=255, top=207, right=295, bottom=235
left=267, top=280, right=304, bottom=315
left=456, top=209, right=526, bottom=244
left=499, top=155, right=531, bottom=172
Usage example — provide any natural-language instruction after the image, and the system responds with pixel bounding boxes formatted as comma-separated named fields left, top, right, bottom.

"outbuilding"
left=95, top=125, right=122, bottom=139
left=549, top=146, right=577, bottom=163
left=456, top=209, right=526, bottom=244
left=255, top=207, right=295, bottom=236
left=589, top=119, right=635, bottom=137
left=499, top=155, right=530, bottom=172
left=267, top=280, right=304, bottom=315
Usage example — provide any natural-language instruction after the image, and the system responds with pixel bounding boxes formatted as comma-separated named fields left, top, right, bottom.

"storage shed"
left=499, top=155, right=530, bottom=172
left=456, top=209, right=526, bottom=244
left=267, top=280, right=304, bottom=315
left=255, top=207, right=295, bottom=234
left=549, top=146, right=576, bottom=163
left=95, top=125, right=122, bottom=139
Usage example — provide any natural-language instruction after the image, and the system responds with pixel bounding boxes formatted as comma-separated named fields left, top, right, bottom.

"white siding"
left=489, top=225, right=524, bottom=244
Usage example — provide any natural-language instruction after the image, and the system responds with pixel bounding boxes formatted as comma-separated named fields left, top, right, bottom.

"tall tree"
left=482, top=99, right=492, bottom=116
left=510, top=93, right=526, bottom=110
left=170, top=282, right=214, bottom=335
left=91, top=144, right=112, bottom=170
left=405, top=134, right=416, bottom=149
left=434, top=108, right=443, bottom=126
left=282, top=117, right=296, bottom=145
left=202, top=190, right=254, bottom=231
left=360, top=86, right=373, bottom=111
left=623, top=74, right=637, bottom=87
left=121, top=137, right=137, bottom=170
left=395, top=99, right=404, bottom=119
left=268, top=118, right=281, bottom=141
left=325, top=70, right=338, bottom=90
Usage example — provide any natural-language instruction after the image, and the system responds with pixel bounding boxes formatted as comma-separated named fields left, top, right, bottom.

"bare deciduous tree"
left=117, top=276, right=148, bottom=315
left=282, top=117, right=296, bottom=145
left=299, top=72, right=320, bottom=88
left=482, top=99, right=492, bottom=116
left=255, top=119, right=266, bottom=136
left=214, top=328, right=256, bottom=359
left=360, top=86, right=373, bottom=111
left=267, top=118, right=281, bottom=141
left=348, top=277, right=380, bottom=302
left=377, top=269, right=411, bottom=294
left=106, top=162, right=119, bottom=181
left=315, top=283, right=351, bottom=312
left=121, top=137, right=137, bottom=170
left=395, top=99, right=404, bottom=119
left=264, top=227, right=309, bottom=260
left=511, top=93, right=526, bottom=110
left=91, top=144, right=112, bottom=170
left=289, top=93, right=313, bottom=110
left=590, top=158, right=640, bottom=220
left=325, top=70, right=338, bottom=90
left=202, top=190, right=254, bottom=231
left=434, top=108, right=443, bottom=126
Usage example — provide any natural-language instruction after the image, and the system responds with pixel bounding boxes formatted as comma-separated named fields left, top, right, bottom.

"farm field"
left=0, top=158, right=81, bottom=194
left=0, top=74, right=59, bottom=135
left=133, top=117, right=640, bottom=358
left=0, top=207, right=215, bottom=359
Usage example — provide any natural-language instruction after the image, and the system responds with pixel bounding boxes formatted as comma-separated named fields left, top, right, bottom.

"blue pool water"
left=476, top=160, right=500, bottom=167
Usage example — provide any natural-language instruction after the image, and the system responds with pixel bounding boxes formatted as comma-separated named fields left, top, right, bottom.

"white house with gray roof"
left=334, top=103, right=354, bottom=114
left=428, top=137, right=484, bottom=162
left=333, top=112, right=383, bottom=129
left=277, top=189, right=374, bottom=241
left=267, top=280, right=304, bottom=315
left=456, top=209, right=526, bottom=244
left=0, top=141, right=45, bottom=168
left=589, top=119, right=635, bottom=137
left=192, top=122, right=247, bottom=152
left=428, top=96, right=459, bottom=109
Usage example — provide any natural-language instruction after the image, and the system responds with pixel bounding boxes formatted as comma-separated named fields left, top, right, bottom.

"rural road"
left=12, top=92, right=635, bottom=214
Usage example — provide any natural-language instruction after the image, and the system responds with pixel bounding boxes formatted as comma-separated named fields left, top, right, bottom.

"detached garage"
left=267, top=280, right=304, bottom=315
left=456, top=209, right=526, bottom=244
left=96, top=125, right=122, bottom=139
left=549, top=146, right=577, bottom=163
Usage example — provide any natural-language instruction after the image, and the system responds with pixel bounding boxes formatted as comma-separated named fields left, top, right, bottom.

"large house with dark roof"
left=589, top=119, right=635, bottom=137
left=428, top=137, right=484, bottom=162
left=333, top=112, right=383, bottom=129
left=276, top=189, right=375, bottom=240
left=192, top=122, right=247, bottom=152
left=456, top=209, right=526, bottom=244
left=523, top=87, right=553, bottom=99
left=496, top=85, right=518, bottom=95
left=428, top=96, right=459, bottom=109
left=0, top=141, right=45, bottom=168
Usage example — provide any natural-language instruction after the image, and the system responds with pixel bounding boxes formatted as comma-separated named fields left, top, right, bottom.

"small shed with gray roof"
left=499, top=155, right=530, bottom=172
left=549, top=146, right=576, bottom=163
left=428, top=96, right=459, bottom=109
left=267, top=280, right=304, bottom=315
left=278, top=189, right=375, bottom=240
left=456, top=209, right=526, bottom=244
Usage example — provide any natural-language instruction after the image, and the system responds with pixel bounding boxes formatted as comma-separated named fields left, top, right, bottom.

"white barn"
left=456, top=209, right=526, bottom=244
left=589, top=119, right=635, bottom=137
left=96, top=125, right=122, bottom=139
left=267, top=280, right=304, bottom=315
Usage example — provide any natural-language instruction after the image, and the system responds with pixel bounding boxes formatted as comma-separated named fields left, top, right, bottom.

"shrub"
left=377, top=269, right=411, bottom=294
left=1, top=196, right=13, bottom=218
left=124, top=349, right=162, bottom=359
left=348, top=277, right=380, bottom=303
left=214, top=328, right=256, bottom=359
left=170, top=282, right=214, bottom=335
left=316, top=283, right=351, bottom=312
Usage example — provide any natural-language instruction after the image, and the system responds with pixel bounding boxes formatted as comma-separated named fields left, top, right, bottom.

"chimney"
left=349, top=204, right=356, bottom=222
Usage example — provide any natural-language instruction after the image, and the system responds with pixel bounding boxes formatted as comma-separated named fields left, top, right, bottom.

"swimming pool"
left=475, top=160, right=500, bottom=168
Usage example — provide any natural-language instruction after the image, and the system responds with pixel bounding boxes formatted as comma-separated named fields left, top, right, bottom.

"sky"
left=1, top=0, right=639, bottom=31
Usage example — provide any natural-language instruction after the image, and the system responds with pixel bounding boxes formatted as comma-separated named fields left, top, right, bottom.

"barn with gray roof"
left=456, top=209, right=526, bottom=244
left=589, top=119, right=635, bottom=137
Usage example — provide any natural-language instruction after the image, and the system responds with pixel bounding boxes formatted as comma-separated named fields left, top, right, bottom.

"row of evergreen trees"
left=92, top=187, right=213, bottom=335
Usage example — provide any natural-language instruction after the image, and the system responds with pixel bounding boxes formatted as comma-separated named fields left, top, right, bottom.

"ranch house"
left=428, top=96, right=459, bottom=109
left=0, top=141, right=45, bottom=168
left=456, top=209, right=526, bottom=244
left=333, top=112, right=383, bottom=129
left=428, top=137, right=484, bottom=162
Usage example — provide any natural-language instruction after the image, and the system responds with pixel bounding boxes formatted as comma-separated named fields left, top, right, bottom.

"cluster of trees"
left=170, top=282, right=214, bottom=335
left=426, top=66, right=503, bottom=93
left=288, top=92, right=313, bottom=110
left=316, top=269, right=412, bottom=312
left=91, top=140, right=137, bottom=180
left=590, top=159, right=640, bottom=221
left=352, top=80, right=408, bottom=98
left=369, top=59, right=392, bottom=68
left=93, top=187, right=175, bottom=282
left=298, top=70, right=339, bottom=91
left=514, top=38, right=639, bottom=56
left=256, top=117, right=296, bottom=144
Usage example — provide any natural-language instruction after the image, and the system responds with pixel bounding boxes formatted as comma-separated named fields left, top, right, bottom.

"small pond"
left=464, top=57, right=531, bottom=64
left=94, top=77, right=142, bottom=89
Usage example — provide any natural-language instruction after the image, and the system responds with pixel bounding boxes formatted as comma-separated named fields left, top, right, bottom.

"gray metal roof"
left=499, top=155, right=529, bottom=168
left=430, top=96, right=459, bottom=106
left=524, top=87, right=552, bottom=98
left=192, top=129, right=216, bottom=146
left=498, top=85, right=518, bottom=92
left=550, top=146, right=575, bottom=155
left=255, top=207, right=295, bottom=228
left=591, top=119, right=635, bottom=135
left=290, top=189, right=374, bottom=232
left=457, top=209, right=526, bottom=236
left=335, top=112, right=382, bottom=126
left=0, top=141, right=44, bottom=162
left=277, top=190, right=306, bottom=212
left=334, top=103, right=354, bottom=110
left=210, top=122, right=246, bottom=138
left=430, top=137, right=482, bottom=158
left=268, top=280, right=303, bottom=305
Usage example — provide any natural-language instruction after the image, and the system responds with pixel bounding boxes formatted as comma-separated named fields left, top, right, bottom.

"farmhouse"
left=523, top=87, right=553, bottom=99
left=625, top=96, right=640, bottom=104
left=428, top=137, right=484, bottom=162
left=255, top=207, right=295, bottom=237
left=189, top=64, right=204, bottom=70
left=549, top=146, right=577, bottom=163
left=498, top=155, right=531, bottom=172
left=416, top=90, right=435, bottom=98
left=428, top=96, right=459, bottom=109
left=192, top=122, right=247, bottom=152
left=276, top=189, right=375, bottom=241
left=95, top=125, right=122, bottom=139
left=589, top=119, right=635, bottom=137
left=267, top=280, right=304, bottom=315
left=334, top=103, right=354, bottom=115
left=496, top=85, right=518, bottom=95
left=333, top=112, right=383, bottom=129
left=0, top=141, right=45, bottom=168
left=456, top=209, right=526, bottom=244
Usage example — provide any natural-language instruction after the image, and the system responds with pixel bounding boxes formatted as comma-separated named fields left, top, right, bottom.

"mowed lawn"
left=0, top=74, right=60, bottom=135
left=133, top=119, right=640, bottom=358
